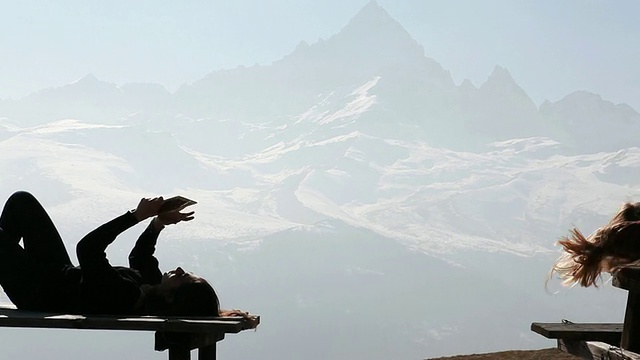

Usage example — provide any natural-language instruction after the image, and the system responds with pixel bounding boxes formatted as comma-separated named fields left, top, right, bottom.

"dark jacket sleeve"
left=76, top=211, right=141, bottom=314
left=76, top=211, right=139, bottom=272
left=128, top=220, right=163, bottom=285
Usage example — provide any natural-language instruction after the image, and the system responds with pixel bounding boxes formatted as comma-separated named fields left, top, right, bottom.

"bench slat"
left=531, top=322, right=622, bottom=344
left=0, top=305, right=258, bottom=333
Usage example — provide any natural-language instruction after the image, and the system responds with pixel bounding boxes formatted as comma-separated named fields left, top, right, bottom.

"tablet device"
left=158, top=196, right=197, bottom=213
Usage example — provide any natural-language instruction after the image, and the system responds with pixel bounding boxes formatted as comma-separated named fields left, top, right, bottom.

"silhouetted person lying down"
left=0, top=191, right=241, bottom=317
left=550, top=201, right=640, bottom=287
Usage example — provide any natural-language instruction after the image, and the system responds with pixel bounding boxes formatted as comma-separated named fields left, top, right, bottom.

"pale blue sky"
left=1, top=0, right=639, bottom=110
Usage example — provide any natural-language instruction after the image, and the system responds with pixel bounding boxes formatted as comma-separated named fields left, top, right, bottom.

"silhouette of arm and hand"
left=77, top=196, right=195, bottom=314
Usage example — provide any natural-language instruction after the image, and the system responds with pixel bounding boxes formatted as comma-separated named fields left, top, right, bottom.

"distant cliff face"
left=1, top=1, right=637, bottom=153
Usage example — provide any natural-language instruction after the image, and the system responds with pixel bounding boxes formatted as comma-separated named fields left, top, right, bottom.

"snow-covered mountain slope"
left=2, top=95, right=639, bottom=257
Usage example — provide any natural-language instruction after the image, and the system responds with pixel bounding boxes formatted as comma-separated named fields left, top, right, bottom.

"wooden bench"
left=532, top=268, right=640, bottom=359
left=531, top=322, right=622, bottom=344
left=531, top=322, right=628, bottom=359
left=0, top=304, right=259, bottom=360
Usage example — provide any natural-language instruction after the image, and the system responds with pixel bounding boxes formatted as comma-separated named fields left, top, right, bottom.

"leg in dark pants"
left=0, top=191, right=73, bottom=310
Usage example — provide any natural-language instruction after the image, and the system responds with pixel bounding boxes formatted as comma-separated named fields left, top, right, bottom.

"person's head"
left=144, top=267, right=220, bottom=316
left=606, top=202, right=640, bottom=225
left=549, top=202, right=640, bottom=288
left=158, top=267, right=203, bottom=294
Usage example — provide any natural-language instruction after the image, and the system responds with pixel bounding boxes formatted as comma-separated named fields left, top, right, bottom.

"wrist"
left=152, top=217, right=165, bottom=231
left=129, top=209, right=144, bottom=222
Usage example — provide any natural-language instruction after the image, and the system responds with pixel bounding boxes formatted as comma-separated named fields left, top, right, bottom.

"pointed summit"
left=186, top=1, right=455, bottom=121
left=459, top=79, right=477, bottom=91
left=272, top=0, right=453, bottom=91
left=461, top=65, right=540, bottom=140
left=480, top=65, right=530, bottom=99
left=73, top=73, right=101, bottom=85
left=347, top=0, right=395, bottom=29
left=337, top=0, right=423, bottom=57
left=486, top=66, right=512, bottom=82
left=279, top=0, right=428, bottom=68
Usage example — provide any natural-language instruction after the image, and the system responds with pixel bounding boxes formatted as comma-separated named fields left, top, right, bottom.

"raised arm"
left=128, top=209, right=196, bottom=284
left=128, top=218, right=163, bottom=285
left=76, top=211, right=138, bottom=270
left=76, top=197, right=163, bottom=277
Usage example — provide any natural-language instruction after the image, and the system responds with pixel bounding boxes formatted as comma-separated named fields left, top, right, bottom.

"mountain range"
left=0, top=2, right=638, bottom=359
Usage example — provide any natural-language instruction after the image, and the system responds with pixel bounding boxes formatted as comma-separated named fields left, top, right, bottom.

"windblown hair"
left=549, top=202, right=640, bottom=288
left=144, top=279, right=220, bottom=316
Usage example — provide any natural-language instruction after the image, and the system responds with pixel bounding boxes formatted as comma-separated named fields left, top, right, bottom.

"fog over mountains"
left=1, top=2, right=639, bottom=359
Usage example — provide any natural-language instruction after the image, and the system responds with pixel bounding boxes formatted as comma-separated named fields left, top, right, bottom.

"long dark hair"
left=549, top=202, right=640, bottom=287
left=143, top=279, right=220, bottom=316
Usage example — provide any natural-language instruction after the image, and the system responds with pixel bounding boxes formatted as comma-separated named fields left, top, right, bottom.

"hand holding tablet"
left=157, top=196, right=197, bottom=213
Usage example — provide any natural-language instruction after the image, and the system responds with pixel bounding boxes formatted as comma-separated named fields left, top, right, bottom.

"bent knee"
left=7, top=191, right=37, bottom=203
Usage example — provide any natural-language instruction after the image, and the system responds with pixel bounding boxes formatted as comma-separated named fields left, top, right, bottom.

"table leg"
left=168, top=346, right=191, bottom=360
left=198, top=343, right=216, bottom=360
left=621, top=291, right=640, bottom=352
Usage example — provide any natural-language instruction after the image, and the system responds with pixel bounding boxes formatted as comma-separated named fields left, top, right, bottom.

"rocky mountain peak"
left=479, top=65, right=532, bottom=102
left=278, top=0, right=429, bottom=71
left=73, top=73, right=101, bottom=85
left=346, top=0, right=395, bottom=29
left=483, top=66, right=516, bottom=88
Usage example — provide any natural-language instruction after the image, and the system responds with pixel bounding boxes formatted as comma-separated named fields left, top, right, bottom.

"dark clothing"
left=0, top=191, right=78, bottom=311
left=76, top=210, right=163, bottom=314
left=0, top=191, right=162, bottom=315
left=608, top=221, right=640, bottom=259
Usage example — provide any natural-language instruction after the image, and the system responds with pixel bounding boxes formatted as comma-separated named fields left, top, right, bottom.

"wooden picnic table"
left=0, top=304, right=259, bottom=360
left=531, top=267, right=640, bottom=359
left=613, top=267, right=640, bottom=352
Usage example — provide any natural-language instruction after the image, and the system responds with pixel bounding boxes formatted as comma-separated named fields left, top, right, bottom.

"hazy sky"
left=1, top=0, right=639, bottom=110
